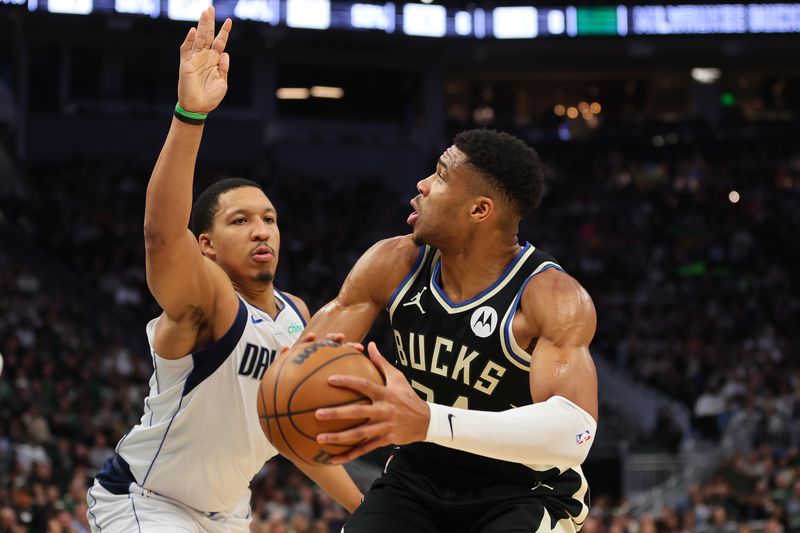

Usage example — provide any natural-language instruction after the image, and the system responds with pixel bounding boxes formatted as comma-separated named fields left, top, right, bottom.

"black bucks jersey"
left=386, top=242, right=590, bottom=529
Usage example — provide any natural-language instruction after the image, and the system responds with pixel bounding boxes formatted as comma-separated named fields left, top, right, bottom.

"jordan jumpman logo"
left=402, top=287, right=427, bottom=314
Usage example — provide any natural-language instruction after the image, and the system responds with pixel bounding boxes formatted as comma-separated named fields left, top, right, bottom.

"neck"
left=232, top=281, right=278, bottom=318
left=438, top=233, right=522, bottom=303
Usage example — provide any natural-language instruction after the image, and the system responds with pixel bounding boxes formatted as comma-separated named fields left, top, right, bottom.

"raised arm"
left=144, top=9, right=233, bottom=341
left=303, top=236, right=420, bottom=343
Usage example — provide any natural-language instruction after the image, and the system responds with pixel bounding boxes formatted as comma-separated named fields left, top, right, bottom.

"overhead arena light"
left=310, top=86, right=344, bottom=99
left=691, top=67, right=721, bottom=84
left=276, top=88, right=310, bottom=100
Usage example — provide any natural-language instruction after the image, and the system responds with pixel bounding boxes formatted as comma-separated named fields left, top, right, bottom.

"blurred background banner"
left=0, top=1, right=799, bottom=532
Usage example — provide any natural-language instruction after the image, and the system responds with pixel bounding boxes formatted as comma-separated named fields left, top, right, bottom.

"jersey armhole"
left=275, top=290, right=307, bottom=326
left=499, top=262, right=564, bottom=371
left=182, top=298, right=248, bottom=396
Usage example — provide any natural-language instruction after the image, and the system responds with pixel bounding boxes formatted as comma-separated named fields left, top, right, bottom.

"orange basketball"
left=257, top=341, right=384, bottom=465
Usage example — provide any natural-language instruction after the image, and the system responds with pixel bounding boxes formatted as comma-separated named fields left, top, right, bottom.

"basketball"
left=257, top=341, right=384, bottom=465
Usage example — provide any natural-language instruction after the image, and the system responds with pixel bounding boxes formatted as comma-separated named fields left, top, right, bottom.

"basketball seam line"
left=272, top=343, right=300, bottom=462
left=286, top=352, right=371, bottom=446
left=268, top=344, right=369, bottom=464
left=259, top=396, right=369, bottom=420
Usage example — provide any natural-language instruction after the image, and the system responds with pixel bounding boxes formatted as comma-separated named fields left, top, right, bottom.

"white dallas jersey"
left=113, top=291, right=305, bottom=513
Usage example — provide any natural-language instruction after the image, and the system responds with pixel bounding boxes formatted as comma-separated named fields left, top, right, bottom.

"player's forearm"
left=425, top=396, right=597, bottom=469
left=143, top=117, right=205, bottom=245
left=293, top=462, right=363, bottom=513
left=303, top=300, right=377, bottom=346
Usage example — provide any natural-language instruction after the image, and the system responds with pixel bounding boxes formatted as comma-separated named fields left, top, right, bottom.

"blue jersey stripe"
left=276, top=290, right=307, bottom=326
left=432, top=242, right=531, bottom=308
left=141, top=396, right=183, bottom=486
left=87, top=486, right=101, bottom=531
left=503, top=263, right=564, bottom=366
left=129, top=495, right=142, bottom=533
left=152, top=352, right=160, bottom=394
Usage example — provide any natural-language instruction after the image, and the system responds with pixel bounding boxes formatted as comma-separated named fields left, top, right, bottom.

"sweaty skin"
left=304, top=147, right=598, bottom=464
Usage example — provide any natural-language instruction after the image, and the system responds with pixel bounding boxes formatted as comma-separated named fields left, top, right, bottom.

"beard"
left=255, top=270, right=274, bottom=283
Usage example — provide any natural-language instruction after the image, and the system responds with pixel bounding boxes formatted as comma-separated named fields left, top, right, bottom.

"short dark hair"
left=453, top=129, right=544, bottom=219
left=190, top=178, right=263, bottom=236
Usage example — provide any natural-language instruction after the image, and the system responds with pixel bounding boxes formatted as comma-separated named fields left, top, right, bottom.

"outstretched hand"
left=314, top=342, right=431, bottom=464
left=178, top=7, right=232, bottom=115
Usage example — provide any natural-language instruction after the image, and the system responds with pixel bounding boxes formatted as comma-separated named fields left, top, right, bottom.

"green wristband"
left=174, top=103, right=208, bottom=125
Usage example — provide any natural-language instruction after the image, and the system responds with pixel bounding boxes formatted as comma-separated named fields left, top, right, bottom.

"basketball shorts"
left=342, top=454, right=580, bottom=533
left=86, top=480, right=251, bottom=533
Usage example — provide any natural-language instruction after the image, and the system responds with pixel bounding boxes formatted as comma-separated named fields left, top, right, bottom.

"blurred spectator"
left=642, top=406, right=685, bottom=453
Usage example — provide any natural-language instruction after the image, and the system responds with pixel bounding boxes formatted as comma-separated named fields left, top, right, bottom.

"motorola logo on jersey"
left=470, top=306, right=498, bottom=338
left=238, top=343, right=277, bottom=381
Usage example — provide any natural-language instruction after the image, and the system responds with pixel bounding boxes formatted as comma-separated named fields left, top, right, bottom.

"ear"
left=469, top=196, right=494, bottom=223
left=198, top=233, right=216, bottom=259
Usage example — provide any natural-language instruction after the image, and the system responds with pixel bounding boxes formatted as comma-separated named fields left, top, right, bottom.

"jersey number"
left=411, top=380, right=469, bottom=409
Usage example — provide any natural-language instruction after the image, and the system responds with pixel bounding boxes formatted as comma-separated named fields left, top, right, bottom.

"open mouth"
left=408, top=199, right=420, bottom=225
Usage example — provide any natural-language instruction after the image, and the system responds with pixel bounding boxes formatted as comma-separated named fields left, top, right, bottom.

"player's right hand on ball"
left=177, top=7, right=232, bottom=115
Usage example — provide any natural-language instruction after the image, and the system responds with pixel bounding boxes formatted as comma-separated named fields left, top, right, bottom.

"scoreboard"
left=5, top=0, right=800, bottom=38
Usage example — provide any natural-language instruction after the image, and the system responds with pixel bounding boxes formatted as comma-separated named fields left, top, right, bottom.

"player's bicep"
left=306, top=267, right=383, bottom=343
left=305, top=237, right=416, bottom=343
left=530, top=340, right=598, bottom=419
left=145, top=228, right=221, bottom=321
left=525, top=273, right=599, bottom=421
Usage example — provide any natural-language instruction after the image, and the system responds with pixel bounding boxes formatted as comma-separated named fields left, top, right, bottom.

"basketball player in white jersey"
left=86, top=9, right=362, bottom=532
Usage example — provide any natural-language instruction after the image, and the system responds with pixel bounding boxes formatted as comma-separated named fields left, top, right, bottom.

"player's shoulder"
left=362, top=234, right=421, bottom=270
left=521, top=268, right=595, bottom=329
left=279, top=290, right=311, bottom=321
left=345, top=235, right=423, bottom=306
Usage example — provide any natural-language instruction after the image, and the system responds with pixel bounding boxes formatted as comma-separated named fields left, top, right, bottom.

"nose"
left=252, top=219, right=270, bottom=241
left=417, top=174, right=433, bottom=196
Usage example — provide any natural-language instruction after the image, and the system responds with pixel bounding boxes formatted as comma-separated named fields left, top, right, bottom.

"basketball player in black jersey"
left=303, top=129, right=598, bottom=532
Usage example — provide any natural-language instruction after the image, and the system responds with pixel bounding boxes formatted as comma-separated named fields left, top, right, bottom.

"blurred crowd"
left=0, top=121, right=799, bottom=531
left=584, top=446, right=800, bottom=533
left=526, top=126, right=800, bottom=454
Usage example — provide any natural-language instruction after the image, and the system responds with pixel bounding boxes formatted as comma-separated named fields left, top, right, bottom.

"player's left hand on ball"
left=323, top=332, right=364, bottom=353
left=279, top=332, right=363, bottom=356
left=315, top=342, right=430, bottom=464
left=278, top=332, right=318, bottom=356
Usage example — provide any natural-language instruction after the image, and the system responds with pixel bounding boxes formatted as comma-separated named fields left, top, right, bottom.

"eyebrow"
left=226, top=207, right=276, bottom=217
left=438, top=158, right=449, bottom=169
